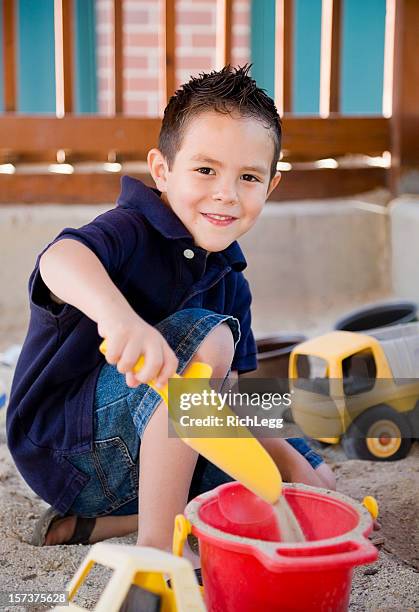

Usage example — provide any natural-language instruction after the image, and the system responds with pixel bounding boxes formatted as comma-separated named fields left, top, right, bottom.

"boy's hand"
left=98, top=307, right=178, bottom=389
left=259, top=438, right=324, bottom=488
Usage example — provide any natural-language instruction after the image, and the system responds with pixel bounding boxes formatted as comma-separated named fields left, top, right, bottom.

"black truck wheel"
left=342, top=405, right=412, bottom=461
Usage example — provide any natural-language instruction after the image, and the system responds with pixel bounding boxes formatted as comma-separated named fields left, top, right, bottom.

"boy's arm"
left=40, top=239, right=129, bottom=326
left=40, top=239, right=178, bottom=388
left=258, top=437, right=324, bottom=487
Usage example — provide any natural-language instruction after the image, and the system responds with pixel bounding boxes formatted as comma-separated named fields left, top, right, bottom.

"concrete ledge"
left=0, top=205, right=111, bottom=341
left=390, top=196, right=419, bottom=303
left=1, top=199, right=391, bottom=342
left=240, top=199, right=391, bottom=333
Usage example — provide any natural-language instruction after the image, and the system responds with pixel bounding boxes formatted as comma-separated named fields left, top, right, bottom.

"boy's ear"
left=147, top=148, right=169, bottom=192
left=266, top=171, right=281, bottom=198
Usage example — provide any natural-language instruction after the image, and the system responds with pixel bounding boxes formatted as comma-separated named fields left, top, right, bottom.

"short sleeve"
left=230, top=274, right=258, bottom=374
left=29, top=207, right=143, bottom=317
left=52, top=208, right=142, bottom=276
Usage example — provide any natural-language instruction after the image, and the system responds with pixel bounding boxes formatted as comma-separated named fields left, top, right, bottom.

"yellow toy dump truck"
left=52, top=541, right=205, bottom=612
left=289, top=323, right=419, bottom=461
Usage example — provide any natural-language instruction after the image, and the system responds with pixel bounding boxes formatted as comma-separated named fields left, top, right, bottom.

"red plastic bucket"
left=185, top=482, right=378, bottom=612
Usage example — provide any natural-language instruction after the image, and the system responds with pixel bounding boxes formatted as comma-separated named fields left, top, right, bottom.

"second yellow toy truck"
left=289, top=323, right=419, bottom=461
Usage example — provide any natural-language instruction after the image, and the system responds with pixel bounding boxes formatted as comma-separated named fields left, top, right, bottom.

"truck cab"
left=289, top=325, right=419, bottom=460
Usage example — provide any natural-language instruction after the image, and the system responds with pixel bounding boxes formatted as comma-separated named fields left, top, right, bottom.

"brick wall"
left=95, top=0, right=251, bottom=116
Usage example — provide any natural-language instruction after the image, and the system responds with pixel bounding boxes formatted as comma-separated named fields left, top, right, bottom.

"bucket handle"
left=262, top=537, right=379, bottom=571
left=173, top=514, right=192, bottom=557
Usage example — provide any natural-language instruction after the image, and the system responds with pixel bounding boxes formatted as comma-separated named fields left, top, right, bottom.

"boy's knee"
left=195, top=323, right=235, bottom=377
left=316, top=463, right=336, bottom=490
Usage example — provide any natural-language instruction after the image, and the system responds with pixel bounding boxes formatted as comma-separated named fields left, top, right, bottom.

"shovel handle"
left=99, top=340, right=282, bottom=504
left=99, top=339, right=179, bottom=406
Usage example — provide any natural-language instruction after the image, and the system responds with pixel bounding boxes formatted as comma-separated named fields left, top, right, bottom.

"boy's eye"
left=196, top=167, right=215, bottom=175
left=242, top=174, right=259, bottom=182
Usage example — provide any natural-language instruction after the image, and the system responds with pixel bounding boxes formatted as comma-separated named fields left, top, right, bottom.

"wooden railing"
left=0, top=0, right=418, bottom=204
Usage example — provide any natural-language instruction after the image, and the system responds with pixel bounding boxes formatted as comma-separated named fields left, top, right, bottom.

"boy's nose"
left=212, top=187, right=238, bottom=204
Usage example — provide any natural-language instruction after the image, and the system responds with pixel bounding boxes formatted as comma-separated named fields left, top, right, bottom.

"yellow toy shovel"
left=99, top=340, right=282, bottom=504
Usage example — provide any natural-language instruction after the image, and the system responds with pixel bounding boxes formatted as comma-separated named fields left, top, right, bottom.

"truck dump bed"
left=369, top=322, right=419, bottom=378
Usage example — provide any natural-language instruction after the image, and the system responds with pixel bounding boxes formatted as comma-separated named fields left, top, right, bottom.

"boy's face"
left=148, top=110, right=281, bottom=252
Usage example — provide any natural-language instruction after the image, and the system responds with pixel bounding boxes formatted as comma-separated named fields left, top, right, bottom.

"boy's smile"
left=148, top=111, right=281, bottom=252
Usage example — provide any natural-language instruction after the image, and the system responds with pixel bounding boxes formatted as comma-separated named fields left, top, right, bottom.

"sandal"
left=31, top=507, right=96, bottom=546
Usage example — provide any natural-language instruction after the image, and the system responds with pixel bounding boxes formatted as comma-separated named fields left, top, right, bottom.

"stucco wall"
left=0, top=196, right=394, bottom=344
left=390, top=196, right=419, bottom=304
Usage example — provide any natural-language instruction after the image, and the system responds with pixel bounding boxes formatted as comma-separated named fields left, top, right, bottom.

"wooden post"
left=62, top=0, right=74, bottom=113
left=328, top=0, right=341, bottom=113
left=54, top=0, right=74, bottom=117
left=391, top=0, right=419, bottom=193
left=161, top=0, right=176, bottom=109
left=3, top=0, right=16, bottom=112
left=275, top=0, right=293, bottom=116
left=113, top=0, right=123, bottom=114
left=320, top=0, right=341, bottom=116
left=283, top=0, right=293, bottom=113
left=216, top=0, right=233, bottom=69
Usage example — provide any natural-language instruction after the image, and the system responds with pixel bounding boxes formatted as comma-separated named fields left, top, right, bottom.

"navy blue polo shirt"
left=7, top=176, right=258, bottom=514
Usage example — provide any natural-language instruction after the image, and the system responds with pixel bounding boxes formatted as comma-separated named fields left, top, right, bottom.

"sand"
left=0, top=419, right=418, bottom=611
left=0, top=338, right=418, bottom=611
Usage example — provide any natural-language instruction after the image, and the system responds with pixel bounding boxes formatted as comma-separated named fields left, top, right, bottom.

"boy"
left=7, top=66, right=334, bottom=561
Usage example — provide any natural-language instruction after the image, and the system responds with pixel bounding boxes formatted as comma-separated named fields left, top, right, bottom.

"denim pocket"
left=67, top=436, right=139, bottom=517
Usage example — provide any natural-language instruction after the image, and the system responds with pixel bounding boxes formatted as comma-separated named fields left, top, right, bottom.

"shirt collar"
left=117, top=175, right=247, bottom=271
left=219, top=241, right=247, bottom=272
left=117, top=175, right=190, bottom=239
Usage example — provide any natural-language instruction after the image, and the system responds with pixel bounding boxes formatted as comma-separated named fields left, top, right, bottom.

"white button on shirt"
left=183, top=249, right=195, bottom=259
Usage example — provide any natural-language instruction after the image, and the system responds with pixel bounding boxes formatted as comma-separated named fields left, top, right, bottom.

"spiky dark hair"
left=158, top=64, right=281, bottom=181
